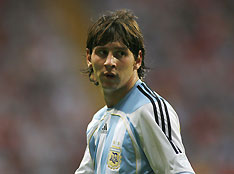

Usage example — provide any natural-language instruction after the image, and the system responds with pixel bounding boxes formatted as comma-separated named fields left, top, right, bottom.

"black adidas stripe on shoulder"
left=141, top=83, right=166, bottom=135
left=137, top=85, right=159, bottom=125
left=161, top=98, right=172, bottom=141
left=137, top=83, right=182, bottom=154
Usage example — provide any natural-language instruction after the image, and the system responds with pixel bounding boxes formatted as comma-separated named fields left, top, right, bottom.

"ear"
left=86, top=48, right=92, bottom=67
left=134, top=50, right=142, bottom=70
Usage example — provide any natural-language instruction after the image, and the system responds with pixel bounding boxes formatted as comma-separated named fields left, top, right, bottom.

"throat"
left=103, top=90, right=122, bottom=108
left=103, top=76, right=139, bottom=108
left=104, top=90, right=124, bottom=108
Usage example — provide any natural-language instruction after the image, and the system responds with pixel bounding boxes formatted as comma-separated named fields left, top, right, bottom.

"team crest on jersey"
left=107, top=145, right=121, bottom=170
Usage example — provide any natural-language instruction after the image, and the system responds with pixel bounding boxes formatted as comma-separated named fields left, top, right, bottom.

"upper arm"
left=131, top=102, right=195, bottom=174
left=74, top=146, right=94, bottom=174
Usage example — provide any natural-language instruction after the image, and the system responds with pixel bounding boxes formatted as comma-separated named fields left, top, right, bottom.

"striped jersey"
left=75, top=80, right=195, bottom=174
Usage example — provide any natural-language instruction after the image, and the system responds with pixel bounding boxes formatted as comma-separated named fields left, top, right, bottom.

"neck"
left=103, top=76, right=139, bottom=108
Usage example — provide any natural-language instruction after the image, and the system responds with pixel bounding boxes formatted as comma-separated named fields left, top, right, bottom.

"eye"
left=95, top=49, right=108, bottom=58
left=114, top=51, right=126, bottom=59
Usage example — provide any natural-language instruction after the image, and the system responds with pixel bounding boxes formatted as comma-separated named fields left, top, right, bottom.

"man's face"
left=87, top=41, right=141, bottom=92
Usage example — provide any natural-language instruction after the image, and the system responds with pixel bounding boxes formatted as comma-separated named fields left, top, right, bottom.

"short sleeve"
left=74, top=146, right=94, bottom=174
left=130, top=102, right=195, bottom=174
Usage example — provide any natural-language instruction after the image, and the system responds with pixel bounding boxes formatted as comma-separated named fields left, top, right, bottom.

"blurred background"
left=0, top=0, right=234, bottom=173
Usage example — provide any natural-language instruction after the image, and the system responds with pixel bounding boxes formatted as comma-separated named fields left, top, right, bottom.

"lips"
left=103, top=72, right=116, bottom=78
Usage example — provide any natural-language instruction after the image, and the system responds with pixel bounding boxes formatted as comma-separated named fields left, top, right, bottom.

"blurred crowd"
left=0, top=0, right=234, bottom=174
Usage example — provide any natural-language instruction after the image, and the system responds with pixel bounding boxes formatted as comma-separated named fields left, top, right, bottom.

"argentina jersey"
left=75, top=80, right=195, bottom=174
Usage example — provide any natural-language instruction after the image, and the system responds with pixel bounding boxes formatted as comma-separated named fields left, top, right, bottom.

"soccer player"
left=75, top=9, right=195, bottom=174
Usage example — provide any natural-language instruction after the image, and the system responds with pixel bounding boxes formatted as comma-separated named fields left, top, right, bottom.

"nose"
left=104, top=52, right=116, bottom=69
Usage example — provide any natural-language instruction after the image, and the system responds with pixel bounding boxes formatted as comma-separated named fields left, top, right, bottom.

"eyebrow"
left=95, top=46, right=128, bottom=51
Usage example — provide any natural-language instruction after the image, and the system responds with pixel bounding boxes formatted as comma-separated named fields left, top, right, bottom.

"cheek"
left=120, top=59, right=135, bottom=70
left=118, top=63, right=134, bottom=76
left=92, top=64, right=100, bottom=76
left=91, top=56, right=103, bottom=71
left=93, top=62, right=103, bottom=72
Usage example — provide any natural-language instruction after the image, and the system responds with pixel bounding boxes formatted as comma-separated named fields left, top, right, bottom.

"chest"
left=89, top=114, right=136, bottom=168
left=93, top=114, right=134, bottom=152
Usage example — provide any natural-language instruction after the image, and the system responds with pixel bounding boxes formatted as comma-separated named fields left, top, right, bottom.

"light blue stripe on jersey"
left=89, top=135, right=96, bottom=161
left=115, top=80, right=151, bottom=114
left=87, top=107, right=107, bottom=135
left=101, top=115, right=120, bottom=174
left=87, top=109, right=108, bottom=162
left=94, top=120, right=106, bottom=171
left=119, top=130, right=136, bottom=174
left=127, top=117, right=154, bottom=174
left=93, top=106, right=107, bottom=120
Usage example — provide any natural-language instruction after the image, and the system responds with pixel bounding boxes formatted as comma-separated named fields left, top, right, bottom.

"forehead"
left=94, top=41, right=128, bottom=50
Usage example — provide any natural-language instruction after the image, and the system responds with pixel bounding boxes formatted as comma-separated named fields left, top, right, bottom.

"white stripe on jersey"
left=96, top=114, right=111, bottom=174
left=105, top=114, right=126, bottom=174
left=112, top=113, right=141, bottom=174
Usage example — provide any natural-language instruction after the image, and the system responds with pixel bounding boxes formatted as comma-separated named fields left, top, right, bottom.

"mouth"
left=103, top=72, right=116, bottom=79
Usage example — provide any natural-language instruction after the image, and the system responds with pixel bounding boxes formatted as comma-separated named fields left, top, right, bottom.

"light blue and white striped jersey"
left=75, top=80, right=195, bottom=174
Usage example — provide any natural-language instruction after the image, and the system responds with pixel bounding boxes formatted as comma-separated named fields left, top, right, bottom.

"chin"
left=101, top=83, right=118, bottom=91
left=100, top=80, right=118, bottom=87
left=102, top=84, right=116, bottom=89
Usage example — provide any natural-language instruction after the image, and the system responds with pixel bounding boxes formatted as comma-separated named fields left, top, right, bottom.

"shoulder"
left=116, top=81, right=159, bottom=114
left=129, top=83, right=180, bottom=134
left=136, top=82, right=179, bottom=122
left=93, top=106, right=107, bottom=120
left=119, top=81, right=179, bottom=121
left=86, top=106, right=107, bottom=132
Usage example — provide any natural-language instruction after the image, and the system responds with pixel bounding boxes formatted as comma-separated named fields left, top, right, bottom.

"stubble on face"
left=88, top=41, right=142, bottom=107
